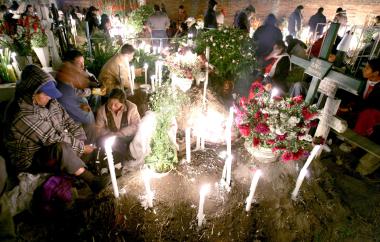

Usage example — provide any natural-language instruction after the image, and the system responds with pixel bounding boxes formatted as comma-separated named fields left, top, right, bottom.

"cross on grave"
left=314, top=97, right=347, bottom=140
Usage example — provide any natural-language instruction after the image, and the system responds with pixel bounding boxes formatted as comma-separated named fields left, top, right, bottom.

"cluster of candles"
left=103, top=44, right=323, bottom=227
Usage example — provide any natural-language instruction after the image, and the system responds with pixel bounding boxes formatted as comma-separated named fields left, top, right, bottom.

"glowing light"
left=104, top=136, right=119, bottom=198
left=197, top=184, right=210, bottom=227
left=245, top=169, right=262, bottom=212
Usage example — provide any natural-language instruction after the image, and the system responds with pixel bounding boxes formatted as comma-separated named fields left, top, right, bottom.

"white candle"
left=128, top=65, right=135, bottom=95
left=11, top=52, right=21, bottom=79
left=150, top=75, right=156, bottom=92
left=158, top=46, right=162, bottom=54
left=202, top=47, right=210, bottom=109
left=155, top=61, right=159, bottom=83
left=226, top=155, right=232, bottom=189
left=186, top=127, right=191, bottom=162
left=104, top=136, right=119, bottom=198
left=195, top=135, right=201, bottom=150
left=153, top=46, right=157, bottom=55
left=245, top=169, right=262, bottom=212
left=291, top=145, right=322, bottom=200
left=226, top=107, right=234, bottom=157
left=143, top=169, right=154, bottom=208
left=158, top=61, right=163, bottom=86
left=197, top=184, right=210, bottom=227
left=144, top=63, right=148, bottom=85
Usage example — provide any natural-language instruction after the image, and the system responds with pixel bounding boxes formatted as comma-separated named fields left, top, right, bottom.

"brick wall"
left=60, top=0, right=380, bottom=27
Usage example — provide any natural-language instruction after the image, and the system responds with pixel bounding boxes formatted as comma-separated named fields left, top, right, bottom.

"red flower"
left=266, top=139, right=275, bottom=145
left=302, top=107, right=317, bottom=120
left=281, top=152, right=293, bottom=162
left=292, top=95, right=304, bottom=104
left=307, top=120, right=319, bottom=128
left=254, top=123, right=270, bottom=134
left=276, top=134, right=287, bottom=141
left=254, top=111, right=261, bottom=119
left=252, top=137, right=261, bottom=147
left=248, top=81, right=264, bottom=100
left=238, top=124, right=251, bottom=137
left=239, top=96, right=248, bottom=110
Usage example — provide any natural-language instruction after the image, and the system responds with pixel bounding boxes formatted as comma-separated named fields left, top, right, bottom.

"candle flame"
left=200, top=184, right=210, bottom=196
left=105, top=136, right=116, bottom=148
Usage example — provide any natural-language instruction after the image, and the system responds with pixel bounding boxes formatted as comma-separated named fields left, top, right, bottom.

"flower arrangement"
left=0, top=48, right=17, bottom=83
left=126, top=5, right=154, bottom=37
left=235, top=82, right=319, bottom=162
left=30, top=31, right=48, bottom=48
left=165, top=47, right=204, bottom=80
left=145, top=84, right=189, bottom=172
left=195, top=27, right=256, bottom=81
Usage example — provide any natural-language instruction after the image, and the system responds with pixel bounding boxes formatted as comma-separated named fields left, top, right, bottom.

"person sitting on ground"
left=98, top=44, right=137, bottom=95
left=262, top=40, right=306, bottom=97
left=338, top=58, right=380, bottom=153
left=4, top=65, right=109, bottom=193
left=56, top=50, right=98, bottom=144
left=285, top=35, right=308, bottom=59
left=96, top=88, right=141, bottom=164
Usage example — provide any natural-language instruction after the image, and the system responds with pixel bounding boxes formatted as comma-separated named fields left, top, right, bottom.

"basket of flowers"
left=235, top=82, right=319, bottom=163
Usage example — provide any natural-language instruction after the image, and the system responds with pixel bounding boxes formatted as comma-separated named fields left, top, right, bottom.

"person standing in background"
left=288, top=5, right=303, bottom=38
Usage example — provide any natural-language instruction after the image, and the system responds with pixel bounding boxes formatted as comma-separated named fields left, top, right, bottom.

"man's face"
left=362, top=63, right=379, bottom=80
left=73, top=56, right=85, bottom=70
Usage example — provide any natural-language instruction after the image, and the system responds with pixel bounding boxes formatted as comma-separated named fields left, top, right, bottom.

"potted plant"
left=145, top=84, right=188, bottom=172
left=31, top=31, right=50, bottom=68
left=165, top=47, right=204, bottom=91
left=235, top=82, right=319, bottom=163
left=195, top=27, right=256, bottom=89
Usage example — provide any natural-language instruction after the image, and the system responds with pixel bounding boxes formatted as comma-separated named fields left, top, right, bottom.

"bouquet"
left=165, top=47, right=204, bottom=80
left=30, top=31, right=48, bottom=48
left=235, top=82, right=319, bottom=162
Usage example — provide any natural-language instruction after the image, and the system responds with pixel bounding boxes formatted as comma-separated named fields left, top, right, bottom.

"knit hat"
left=38, top=81, right=62, bottom=99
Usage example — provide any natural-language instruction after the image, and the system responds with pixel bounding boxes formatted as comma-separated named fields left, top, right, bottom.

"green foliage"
left=195, top=27, right=257, bottom=82
left=30, top=31, right=48, bottom=48
left=128, top=5, right=154, bottom=36
left=145, top=84, right=189, bottom=172
left=82, top=40, right=119, bottom=78
left=131, top=48, right=159, bottom=83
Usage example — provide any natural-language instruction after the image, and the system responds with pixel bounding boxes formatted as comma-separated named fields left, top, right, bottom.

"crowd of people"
left=0, top=0, right=380, bottom=240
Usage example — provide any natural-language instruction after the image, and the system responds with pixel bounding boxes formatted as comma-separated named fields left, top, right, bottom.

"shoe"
left=339, top=143, right=354, bottom=153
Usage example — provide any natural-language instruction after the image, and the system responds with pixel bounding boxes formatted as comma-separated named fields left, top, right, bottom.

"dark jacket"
left=363, top=82, right=380, bottom=110
left=4, top=65, right=85, bottom=173
left=204, top=7, right=217, bottom=29
left=253, top=15, right=283, bottom=57
left=234, top=11, right=250, bottom=32
left=85, top=12, right=99, bottom=36
left=308, top=12, right=326, bottom=35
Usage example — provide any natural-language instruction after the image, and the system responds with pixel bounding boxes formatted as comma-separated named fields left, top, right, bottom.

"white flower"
left=288, top=116, right=300, bottom=127
left=299, top=134, right=313, bottom=142
left=275, top=128, right=286, bottom=135
left=213, top=43, right=216, bottom=46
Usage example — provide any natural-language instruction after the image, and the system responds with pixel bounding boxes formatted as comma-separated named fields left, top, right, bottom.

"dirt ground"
left=13, top=135, right=380, bottom=242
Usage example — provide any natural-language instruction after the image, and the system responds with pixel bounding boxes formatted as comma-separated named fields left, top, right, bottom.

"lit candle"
left=150, top=75, right=156, bottom=92
left=11, top=52, right=21, bottom=79
left=245, top=169, right=262, bottom=212
left=291, top=145, right=322, bottom=200
left=158, top=46, right=162, bottom=54
left=158, top=61, right=163, bottom=86
left=226, top=107, right=234, bottom=157
left=143, top=169, right=154, bottom=208
left=129, top=65, right=135, bottom=95
left=202, top=47, right=210, bottom=110
left=153, top=46, right=157, bottom=55
left=155, top=61, right=159, bottom=83
left=226, top=155, right=232, bottom=189
left=144, top=63, right=148, bottom=85
left=197, top=184, right=210, bottom=227
left=186, top=127, right=191, bottom=162
left=104, top=136, right=119, bottom=198
left=195, top=135, right=201, bottom=150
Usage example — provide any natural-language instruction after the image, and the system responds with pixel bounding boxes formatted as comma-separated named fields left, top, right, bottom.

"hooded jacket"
left=4, top=65, right=86, bottom=173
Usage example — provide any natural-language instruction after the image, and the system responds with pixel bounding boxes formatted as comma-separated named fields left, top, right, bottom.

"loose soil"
left=14, top=138, right=380, bottom=242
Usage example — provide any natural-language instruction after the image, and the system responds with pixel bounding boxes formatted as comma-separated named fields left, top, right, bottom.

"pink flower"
left=281, top=152, right=293, bottom=162
left=276, top=134, right=287, bottom=141
left=238, top=124, right=251, bottom=137
left=254, top=123, right=270, bottom=134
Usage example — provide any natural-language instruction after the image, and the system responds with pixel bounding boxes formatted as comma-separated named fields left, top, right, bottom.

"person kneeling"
left=96, top=88, right=141, bottom=167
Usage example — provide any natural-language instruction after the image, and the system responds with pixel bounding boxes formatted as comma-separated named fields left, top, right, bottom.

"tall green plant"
left=145, top=84, right=188, bottom=172
left=127, top=5, right=154, bottom=36
left=195, top=28, right=257, bottom=83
